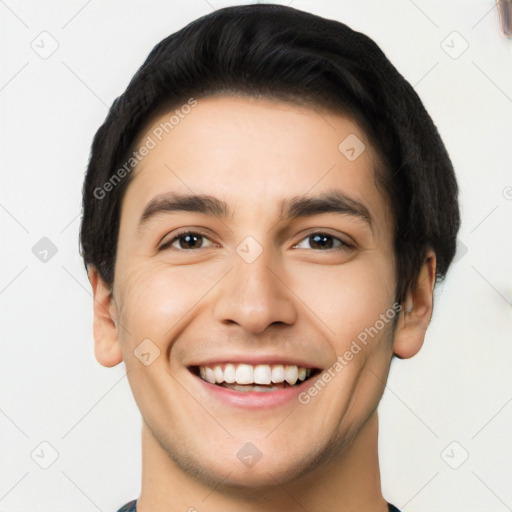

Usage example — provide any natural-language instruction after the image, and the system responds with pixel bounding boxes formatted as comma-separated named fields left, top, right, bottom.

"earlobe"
left=88, top=266, right=124, bottom=367
left=393, top=250, right=436, bottom=359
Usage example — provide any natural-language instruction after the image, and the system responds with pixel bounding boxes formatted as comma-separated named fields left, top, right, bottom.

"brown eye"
left=293, top=233, right=349, bottom=250
left=159, top=231, right=214, bottom=251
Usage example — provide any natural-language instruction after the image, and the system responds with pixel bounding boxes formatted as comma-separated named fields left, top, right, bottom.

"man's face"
left=111, top=96, right=397, bottom=486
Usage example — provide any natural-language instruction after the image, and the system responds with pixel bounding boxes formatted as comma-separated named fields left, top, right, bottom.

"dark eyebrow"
left=138, top=193, right=229, bottom=230
left=279, top=192, right=372, bottom=228
left=137, top=191, right=372, bottom=231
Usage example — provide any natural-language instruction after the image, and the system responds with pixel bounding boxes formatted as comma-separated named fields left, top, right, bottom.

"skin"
left=89, top=96, right=436, bottom=512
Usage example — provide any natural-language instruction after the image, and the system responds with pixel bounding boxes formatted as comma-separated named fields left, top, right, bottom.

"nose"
left=212, top=249, right=298, bottom=335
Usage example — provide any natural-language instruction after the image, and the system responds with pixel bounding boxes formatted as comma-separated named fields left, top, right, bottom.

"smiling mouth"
left=190, top=363, right=321, bottom=392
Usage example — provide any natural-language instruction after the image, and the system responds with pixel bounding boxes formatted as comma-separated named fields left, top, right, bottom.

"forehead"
left=120, top=96, right=392, bottom=230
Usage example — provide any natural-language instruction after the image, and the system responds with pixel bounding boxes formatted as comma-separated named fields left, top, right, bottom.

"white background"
left=1, top=1, right=511, bottom=511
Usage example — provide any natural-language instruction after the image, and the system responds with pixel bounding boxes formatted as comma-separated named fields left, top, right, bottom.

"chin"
left=192, top=441, right=329, bottom=492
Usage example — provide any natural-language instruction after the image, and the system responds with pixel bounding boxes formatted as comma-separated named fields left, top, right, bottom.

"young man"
left=80, top=4, right=459, bottom=511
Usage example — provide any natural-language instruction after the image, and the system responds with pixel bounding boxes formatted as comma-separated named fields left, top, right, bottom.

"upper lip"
left=188, top=354, right=323, bottom=370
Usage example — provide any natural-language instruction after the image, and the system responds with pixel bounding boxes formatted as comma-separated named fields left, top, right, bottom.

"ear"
left=393, top=250, right=436, bottom=359
left=88, top=266, right=123, bottom=367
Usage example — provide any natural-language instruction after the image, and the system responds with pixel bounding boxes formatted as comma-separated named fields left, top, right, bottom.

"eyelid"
left=158, top=228, right=216, bottom=250
left=292, top=229, right=355, bottom=249
left=158, top=227, right=356, bottom=252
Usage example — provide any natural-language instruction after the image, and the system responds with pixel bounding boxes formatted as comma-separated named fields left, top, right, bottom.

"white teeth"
left=197, top=363, right=312, bottom=387
left=214, top=365, right=224, bottom=383
left=205, top=367, right=216, bottom=384
left=224, top=363, right=236, bottom=383
left=236, top=364, right=253, bottom=385
left=271, top=365, right=284, bottom=383
left=253, top=364, right=272, bottom=385
left=284, top=365, right=298, bottom=386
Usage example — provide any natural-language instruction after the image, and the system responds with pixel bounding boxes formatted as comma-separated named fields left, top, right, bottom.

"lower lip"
left=191, top=372, right=315, bottom=410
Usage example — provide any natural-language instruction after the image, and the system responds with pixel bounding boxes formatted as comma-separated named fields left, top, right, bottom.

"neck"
left=137, top=412, right=387, bottom=512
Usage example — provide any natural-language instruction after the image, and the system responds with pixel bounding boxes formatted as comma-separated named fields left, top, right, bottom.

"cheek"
left=288, top=252, right=396, bottom=345
left=114, top=259, right=221, bottom=348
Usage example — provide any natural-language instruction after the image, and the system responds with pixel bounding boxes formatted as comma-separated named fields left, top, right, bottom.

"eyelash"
left=158, top=230, right=353, bottom=252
